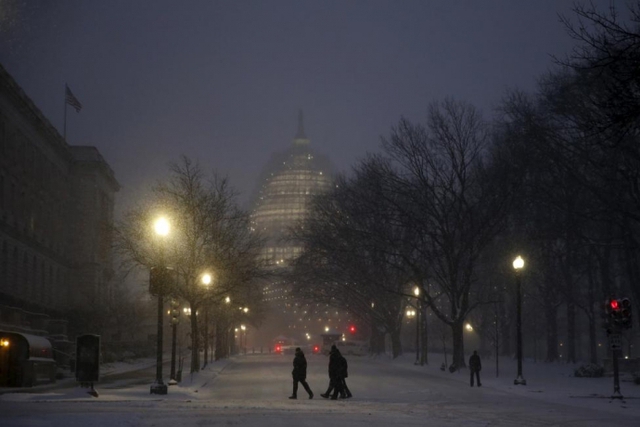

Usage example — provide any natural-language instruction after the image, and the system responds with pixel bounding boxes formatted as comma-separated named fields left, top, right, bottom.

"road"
left=0, top=354, right=638, bottom=427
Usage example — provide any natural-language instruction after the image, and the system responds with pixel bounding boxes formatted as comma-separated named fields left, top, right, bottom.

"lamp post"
left=201, top=273, right=212, bottom=369
left=406, top=308, right=417, bottom=361
left=513, top=255, right=526, bottom=386
left=241, top=324, right=246, bottom=354
left=150, top=217, right=170, bottom=395
left=413, top=286, right=426, bottom=366
left=169, top=298, right=180, bottom=385
left=413, top=286, right=421, bottom=365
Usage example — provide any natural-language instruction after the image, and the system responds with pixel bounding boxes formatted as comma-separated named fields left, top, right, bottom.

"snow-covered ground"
left=1, top=352, right=638, bottom=426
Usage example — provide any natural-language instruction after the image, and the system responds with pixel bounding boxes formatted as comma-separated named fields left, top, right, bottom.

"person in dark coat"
left=289, top=347, right=313, bottom=399
left=321, top=345, right=350, bottom=400
left=338, top=351, right=352, bottom=399
left=469, top=350, right=482, bottom=387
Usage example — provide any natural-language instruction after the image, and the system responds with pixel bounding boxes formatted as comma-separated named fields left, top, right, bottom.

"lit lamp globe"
left=202, top=273, right=212, bottom=286
left=154, top=217, right=170, bottom=236
left=513, top=255, right=524, bottom=271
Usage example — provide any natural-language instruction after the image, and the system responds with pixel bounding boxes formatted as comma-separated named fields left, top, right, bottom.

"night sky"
left=0, top=0, right=617, bottom=213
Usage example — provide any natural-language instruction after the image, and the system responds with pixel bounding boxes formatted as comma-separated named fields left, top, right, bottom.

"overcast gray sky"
left=0, top=0, right=618, bottom=212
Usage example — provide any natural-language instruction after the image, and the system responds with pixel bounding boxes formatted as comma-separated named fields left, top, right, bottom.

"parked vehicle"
left=335, top=340, right=368, bottom=356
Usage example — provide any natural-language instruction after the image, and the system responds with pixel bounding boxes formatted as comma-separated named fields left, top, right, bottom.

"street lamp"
left=169, top=298, right=180, bottom=385
left=406, top=307, right=418, bottom=362
left=202, top=273, right=212, bottom=369
left=241, top=324, right=246, bottom=354
left=150, top=217, right=170, bottom=395
left=413, top=286, right=421, bottom=365
left=513, top=255, right=526, bottom=386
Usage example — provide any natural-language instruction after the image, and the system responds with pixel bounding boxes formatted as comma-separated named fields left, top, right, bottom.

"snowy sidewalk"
left=0, top=352, right=235, bottom=398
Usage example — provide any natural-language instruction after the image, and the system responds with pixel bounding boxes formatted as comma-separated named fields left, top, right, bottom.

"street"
left=1, top=353, right=639, bottom=426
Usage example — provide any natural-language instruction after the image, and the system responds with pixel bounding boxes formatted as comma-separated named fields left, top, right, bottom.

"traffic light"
left=170, top=299, right=180, bottom=325
left=349, top=325, right=356, bottom=334
left=604, top=297, right=633, bottom=330
left=620, top=298, right=632, bottom=329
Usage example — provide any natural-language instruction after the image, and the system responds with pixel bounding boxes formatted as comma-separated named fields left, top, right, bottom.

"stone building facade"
left=0, top=63, right=119, bottom=352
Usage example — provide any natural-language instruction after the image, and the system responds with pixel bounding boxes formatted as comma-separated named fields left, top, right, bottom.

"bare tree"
left=379, top=99, right=515, bottom=369
left=290, top=164, right=412, bottom=358
left=114, top=157, right=264, bottom=372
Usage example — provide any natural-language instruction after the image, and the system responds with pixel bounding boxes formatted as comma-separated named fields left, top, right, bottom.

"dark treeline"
left=289, top=3, right=640, bottom=368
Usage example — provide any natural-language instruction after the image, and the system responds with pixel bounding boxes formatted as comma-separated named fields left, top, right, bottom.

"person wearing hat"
left=289, top=347, right=314, bottom=399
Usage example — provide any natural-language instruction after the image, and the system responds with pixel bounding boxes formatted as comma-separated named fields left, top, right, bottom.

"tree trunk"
left=587, top=255, right=598, bottom=364
left=190, top=309, right=200, bottom=372
left=215, top=322, right=223, bottom=360
left=451, top=320, right=465, bottom=368
left=566, top=301, right=576, bottom=363
left=545, top=304, right=559, bottom=362
left=420, top=306, right=428, bottom=365
left=390, top=328, right=402, bottom=359
left=369, top=324, right=386, bottom=355
left=500, top=299, right=511, bottom=357
left=623, top=232, right=640, bottom=330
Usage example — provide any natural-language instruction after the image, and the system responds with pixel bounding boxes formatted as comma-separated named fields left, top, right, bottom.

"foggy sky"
left=0, top=0, right=617, bottom=213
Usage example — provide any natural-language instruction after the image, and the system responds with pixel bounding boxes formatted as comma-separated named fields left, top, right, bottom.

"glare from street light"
left=154, top=217, right=170, bottom=236
left=241, top=325, right=246, bottom=331
left=413, top=286, right=420, bottom=297
left=225, top=296, right=231, bottom=304
left=513, top=255, right=524, bottom=271
left=465, top=323, right=473, bottom=332
left=243, top=307, right=249, bottom=313
left=201, top=273, right=212, bottom=286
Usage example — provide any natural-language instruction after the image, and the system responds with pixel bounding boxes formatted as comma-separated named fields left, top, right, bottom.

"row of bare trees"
left=290, top=2, right=640, bottom=367
left=114, top=157, right=266, bottom=372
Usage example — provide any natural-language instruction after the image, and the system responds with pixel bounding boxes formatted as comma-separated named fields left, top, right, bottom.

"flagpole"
left=63, top=84, right=68, bottom=140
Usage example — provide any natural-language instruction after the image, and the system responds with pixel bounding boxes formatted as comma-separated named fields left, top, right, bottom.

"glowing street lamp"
left=202, top=272, right=213, bottom=368
left=513, top=255, right=526, bottom=386
left=169, top=298, right=180, bottom=385
left=465, top=323, right=473, bottom=332
left=150, top=217, right=170, bottom=395
left=413, top=286, right=423, bottom=365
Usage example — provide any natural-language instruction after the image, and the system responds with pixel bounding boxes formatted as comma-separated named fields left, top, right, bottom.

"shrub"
left=574, top=364, right=604, bottom=378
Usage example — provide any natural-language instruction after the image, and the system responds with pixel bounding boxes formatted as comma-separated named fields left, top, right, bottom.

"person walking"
left=321, top=345, right=345, bottom=399
left=289, top=347, right=314, bottom=399
left=469, top=350, right=482, bottom=387
left=338, top=351, right=352, bottom=399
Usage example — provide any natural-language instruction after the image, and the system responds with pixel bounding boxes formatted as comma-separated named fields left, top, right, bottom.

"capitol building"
left=251, top=112, right=350, bottom=344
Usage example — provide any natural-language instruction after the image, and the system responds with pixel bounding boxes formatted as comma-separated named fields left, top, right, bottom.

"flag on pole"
left=65, top=84, right=82, bottom=112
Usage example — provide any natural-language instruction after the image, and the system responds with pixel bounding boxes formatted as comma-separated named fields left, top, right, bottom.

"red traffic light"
left=349, top=325, right=356, bottom=333
left=610, top=299, right=619, bottom=310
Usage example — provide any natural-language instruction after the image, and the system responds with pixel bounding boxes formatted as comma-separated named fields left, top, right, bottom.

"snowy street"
left=1, top=353, right=639, bottom=426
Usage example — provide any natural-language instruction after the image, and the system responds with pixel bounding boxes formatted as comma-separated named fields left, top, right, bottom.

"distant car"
left=281, top=345, right=296, bottom=355
left=335, top=340, right=368, bottom=356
